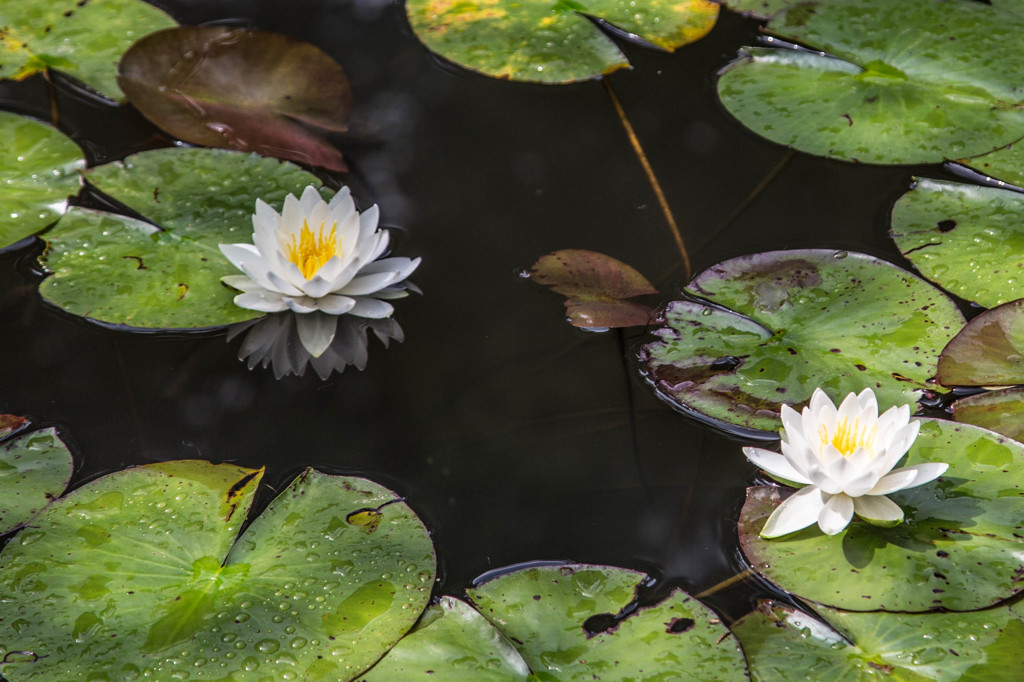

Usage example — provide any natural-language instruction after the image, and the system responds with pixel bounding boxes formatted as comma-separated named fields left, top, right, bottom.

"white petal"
left=301, top=271, right=342, bottom=299
left=373, top=286, right=412, bottom=300
left=348, top=297, right=394, bottom=318
left=328, top=186, right=355, bottom=216
left=221, top=275, right=262, bottom=292
left=878, top=420, right=921, bottom=474
left=856, top=387, right=878, bottom=416
left=836, top=391, right=863, bottom=431
left=780, top=403, right=804, bottom=442
left=235, top=291, right=290, bottom=313
left=817, top=493, right=854, bottom=535
left=337, top=271, right=400, bottom=296
left=299, top=184, right=325, bottom=213
left=296, top=312, right=337, bottom=358
left=265, top=268, right=305, bottom=296
left=760, top=486, right=826, bottom=538
left=853, top=494, right=904, bottom=527
left=285, top=296, right=319, bottom=314
left=870, top=462, right=948, bottom=494
left=742, top=447, right=812, bottom=485
left=315, top=294, right=356, bottom=315
left=357, top=204, right=380, bottom=239
left=865, top=467, right=918, bottom=496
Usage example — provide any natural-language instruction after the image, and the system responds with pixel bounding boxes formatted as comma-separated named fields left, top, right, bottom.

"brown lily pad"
left=118, top=26, right=351, bottom=171
left=529, top=249, right=659, bottom=328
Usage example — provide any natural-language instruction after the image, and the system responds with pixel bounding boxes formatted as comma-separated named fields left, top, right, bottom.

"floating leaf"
left=892, top=179, right=1024, bottom=308
left=732, top=600, right=1024, bottom=681
left=958, top=143, right=1024, bottom=188
left=718, top=1, right=797, bottom=19
left=951, top=389, right=1024, bottom=443
left=640, top=249, right=964, bottom=435
left=717, top=0, right=1024, bottom=164
left=0, top=461, right=435, bottom=680
left=358, top=597, right=531, bottom=681
left=118, top=26, right=351, bottom=172
left=0, top=414, right=28, bottom=439
left=466, top=563, right=748, bottom=680
left=0, top=427, right=72, bottom=535
left=529, top=249, right=659, bottom=328
left=39, top=148, right=329, bottom=329
left=406, top=0, right=719, bottom=84
left=0, top=0, right=176, bottom=98
left=937, top=299, right=1024, bottom=387
left=739, top=419, right=1024, bottom=612
left=0, top=111, right=83, bottom=251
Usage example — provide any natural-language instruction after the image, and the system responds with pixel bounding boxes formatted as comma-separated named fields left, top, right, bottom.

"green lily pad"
left=39, top=148, right=330, bottom=329
left=0, top=111, right=83, bottom=251
left=958, top=143, right=1024, bottom=188
left=937, top=299, right=1024, bottom=387
left=118, top=26, right=351, bottom=172
left=719, top=1, right=797, bottom=19
left=951, top=389, right=1024, bottom=443
left=640, top=249, right=964, bottom=435
left=716, top=0, right=1024, bottom=164
left=0, top=461, right=435, bottom=681
left=732, top=600, right=1024, bottom=681
left=466, top=563, right=748, bottom=680
left=739, top=419, right=1024, bottom=612
left=892, top=179, right=1024, bottom=308
left=529, top=249, right=659, bottom=328
left=405, top=0, right=719, bottom=84
left=358, top=597, right=531, bottom=681
left=0, top=426, right=73, bottom=535
left=0, top=0, right=176, bottom=99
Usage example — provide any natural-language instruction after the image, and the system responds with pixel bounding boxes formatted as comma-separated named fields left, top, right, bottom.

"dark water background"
left=0, top=0, right=966, bottom=623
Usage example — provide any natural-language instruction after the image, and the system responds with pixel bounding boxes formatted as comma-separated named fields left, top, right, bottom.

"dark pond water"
left=0, top=0, right=970, bottom=626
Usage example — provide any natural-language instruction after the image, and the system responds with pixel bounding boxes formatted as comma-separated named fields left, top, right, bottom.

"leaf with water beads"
left=0, top=426, right=73, bottom=535
left=405, top=0, right=719, bottom=84
left=0, top=461, right=436, bottom=680
left=0, top=111, right=83, bottom=251
left=739, top=419, right=1024, bottom=612
left=0, top=0, right=176, bottom=99
left=732, top=599, right=1024, bottom=681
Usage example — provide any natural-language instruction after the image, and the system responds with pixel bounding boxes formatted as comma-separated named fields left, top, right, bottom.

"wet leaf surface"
left=406, top=0, right=719, bottom=83
left=0, top=0, right=176, bottom=99
left=719, top=1, right=797, bottom=19
left=0, top=112, right=83, bottom=251
left=732, top=600, right=1024, bottom=681
left=892, top=179, right=1024, bottom=308
left=952, top=389, right=1024, bottom=443
left=0, top=427, right=72, bottom=535
left=937, top=299, right=1024, bottom=387
left=739, top=419, right=1024, bottom=612
left=0, top=461, right=435, bottom=680
left=958, top=143, right=1024, bottom=188
left=717, top=0, right=1024, bottom=164
left=118, top=26, right=351, bottom=172
left=640, top=249, right=963, bottom=435
left=530, top=249, right=659, bottom=328
left=358, top=597, right=531, bottom=681
left=466, top=563, right=748, bottom=680
left=39, top=148, right=329, bottom=329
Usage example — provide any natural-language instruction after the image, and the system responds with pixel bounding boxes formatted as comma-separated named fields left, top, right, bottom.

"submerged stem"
left=694, top=568, right=755, bottom=599
left=603, top=78, right=690, bottom=280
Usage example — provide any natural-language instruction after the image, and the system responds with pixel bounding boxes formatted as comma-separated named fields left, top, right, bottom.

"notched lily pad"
left=0, top=461, right=436, bottom=680
left=406, top=0, right=719, bottom=83
left=732, top=600, right=1024, bottom=681
left=38, top=147, right=329, bottom=329
left=118, top=26, right=351, bottom=172
left=466, top=563, right=748, bottom=680
left=892, top=179, right=1024, bottom=308
left=937, top=299, right=1024, bottom=387
left=0, top=111, right=84, bottom=251
left=640, top=249, right=964, bottom=435
left=0, top=426, right=73, bottom=535
left=529, top=249, right=659, bottom=328
left=0, top=0, right=176, bottom=98
left=739, top=419, right=1024, bottom=612
left=717, top=0, right=1024, bottom=164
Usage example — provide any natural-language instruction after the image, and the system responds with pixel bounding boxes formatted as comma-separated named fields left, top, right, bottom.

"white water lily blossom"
left=219, top=185, right=420, bottom=358
left=743, top=388, right=947, bottom=538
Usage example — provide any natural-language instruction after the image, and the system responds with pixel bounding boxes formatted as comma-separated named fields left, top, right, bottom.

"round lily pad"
left=739, top=419, right=1024, bottom=612
left=640, top=249, right=964, bottom=435
left=39, top=148, right=330, bottom=329
left=118, top=26, right=351, bottom=171
left=891, top=179, right=1024, bottom=308
left=951, top=389, right=1024, bottom=443
left=0, top=461, right=435, bottom=681
left=719, top=1, right=797, bottom=19
left=466, top=563, right=748, bottom=680
left=406, top=0, right=719, bottom=84
left=959, top=143, right=1024, bottom=188
left=0, top=111, right=83, bottom=251
left=937, top=299, right=1024, bottom=387
left=732, top=600, right=1024, bottom=681
left=0, top=0, right=176, bottom=99
left=716, top=0, right=1024, bottom=164
left=358, top=597, right=531, bottom=681
left=0, top=426, right=73, bottom=535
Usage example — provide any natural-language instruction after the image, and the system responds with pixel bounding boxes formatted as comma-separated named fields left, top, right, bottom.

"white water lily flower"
left=219, top=185, right=420, bottom=358
left=743, top=388, right=947, bottom=538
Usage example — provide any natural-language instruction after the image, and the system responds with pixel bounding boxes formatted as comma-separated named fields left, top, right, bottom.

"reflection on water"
left=0, top=0, right=942, bottom=622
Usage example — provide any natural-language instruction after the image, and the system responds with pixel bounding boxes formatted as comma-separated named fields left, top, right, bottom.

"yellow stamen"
left=820, top=418, right=877, bottom=456
left=286, top=220, right=339, bottom=279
